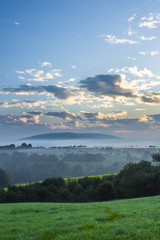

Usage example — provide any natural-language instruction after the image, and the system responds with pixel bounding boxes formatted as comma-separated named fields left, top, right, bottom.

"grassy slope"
left=0, top=196, right=160, bottom=240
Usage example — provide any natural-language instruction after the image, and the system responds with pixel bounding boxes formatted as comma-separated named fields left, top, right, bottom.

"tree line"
left=0, top=152, right=160, bottom=203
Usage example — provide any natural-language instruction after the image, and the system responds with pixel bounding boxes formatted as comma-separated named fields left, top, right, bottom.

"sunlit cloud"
left=138, top=115, right=154, bottom=123
left=0, top=100, right=47, bottom=109
left=16, top=67, right=62, bottom=82
left=135, top=108, right=146, bottom=111
left=115, top=66, right=154, bottom=78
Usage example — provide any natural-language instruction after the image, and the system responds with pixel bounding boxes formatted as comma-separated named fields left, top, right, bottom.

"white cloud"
left=18, top=76, right=26, bottom=80
left=128, top=66, right=153, bottom=78
left=107, top=68, right=114, bottom=73
left=127, top=56, right=136, bottom=61
left=150, top=50, right=159, bottom=56
left=139, top=51, right=147, bottom=55
left=115, top=66, right=154, bottom=78
left=65, top=78, right=76, bottom=83
left=128, top=13, right=136, bottom=22
left=16, top=67, right=62, bottom=82
left=45, top=73, right=54, bottom=79
left=14, top=21, right=20, bottom=25
left=104, top=35, right=139, bottom=44
left=15, top=71, right=25, bottom=74
left=41, top=62, right=52, bottom=67
left=71, top=65, right=76, bottom=69
left=128, top=27, right=137, bottom=36
left=25, top=69, right=36, bottom=74
left=54, top=72, right=62, bottom=77
left=139, top=50, right=160, bottom=56
left=139, top=35, right=156, bottom=41
left=139, top=13, right=160, bottom=28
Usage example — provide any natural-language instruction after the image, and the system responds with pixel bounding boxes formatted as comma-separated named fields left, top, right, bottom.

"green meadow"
left=1, top=195, right=160, bottom=240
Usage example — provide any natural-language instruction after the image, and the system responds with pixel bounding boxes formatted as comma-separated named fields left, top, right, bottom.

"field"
left=1, top=196, right=160, bottom=240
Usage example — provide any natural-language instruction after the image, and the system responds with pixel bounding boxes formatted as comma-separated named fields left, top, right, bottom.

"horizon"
left=1, top=0, right=160, bottom=141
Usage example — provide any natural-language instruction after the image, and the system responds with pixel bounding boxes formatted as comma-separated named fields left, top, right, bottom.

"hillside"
left=1, top=196, right=160, bottom=240
left=21, top=132, right=120, bottom=140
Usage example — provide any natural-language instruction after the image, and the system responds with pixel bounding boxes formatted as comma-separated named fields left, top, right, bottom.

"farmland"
left=0, top=195, right=160, bottom=240
left=0, top=146, right=158, bottom=184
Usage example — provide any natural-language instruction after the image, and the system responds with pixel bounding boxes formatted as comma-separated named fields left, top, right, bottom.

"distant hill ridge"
left=21, top=132, right=120, bottom=140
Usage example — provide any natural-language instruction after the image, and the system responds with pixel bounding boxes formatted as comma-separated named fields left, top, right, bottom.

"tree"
left=0, top=169, right=11, bottom=187
left=152, top=152, right=160, bottom=163
left=97, top=181, right=115, bottom=201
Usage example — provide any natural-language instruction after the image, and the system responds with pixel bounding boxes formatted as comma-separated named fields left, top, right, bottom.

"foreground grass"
left=0, top=196, right=160, bottom=240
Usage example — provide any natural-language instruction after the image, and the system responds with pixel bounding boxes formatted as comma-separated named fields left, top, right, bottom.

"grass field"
left=0, top=195, right=160, bottom=240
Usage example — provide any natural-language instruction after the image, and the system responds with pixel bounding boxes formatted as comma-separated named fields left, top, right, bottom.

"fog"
left=0, top=138, right=160, bottom=148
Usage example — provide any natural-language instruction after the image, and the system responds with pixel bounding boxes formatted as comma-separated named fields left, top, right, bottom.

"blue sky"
left=1, top=0, right=160, bottom=140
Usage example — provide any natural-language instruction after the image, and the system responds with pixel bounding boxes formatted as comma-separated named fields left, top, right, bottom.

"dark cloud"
left=45, top=111, right=82, bottom=121
left=80, top=74, right=135, bottom=98
left=140, top=93, right=160, bottom=104
left=81, top=112, right=98, bottom=123
left=28, top=111, right=42, bottom=115
left=2, top=85, right=74, bottom=99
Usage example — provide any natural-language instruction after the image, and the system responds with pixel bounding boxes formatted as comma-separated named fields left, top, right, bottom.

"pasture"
left=0, top=195, right=160, bottom=240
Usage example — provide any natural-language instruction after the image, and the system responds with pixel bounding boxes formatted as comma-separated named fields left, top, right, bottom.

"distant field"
left=1, top=195, right=160, bottom=240
left=12, top=173, right=116, bottom=187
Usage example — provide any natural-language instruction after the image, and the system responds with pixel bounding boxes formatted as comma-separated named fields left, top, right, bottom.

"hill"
left=1, top=195, right=160, bottom=240
left=21, top=132, right=120, bottom=140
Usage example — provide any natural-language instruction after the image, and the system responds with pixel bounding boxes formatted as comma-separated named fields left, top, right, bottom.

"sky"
left=0, top=0, right=160, bottom=141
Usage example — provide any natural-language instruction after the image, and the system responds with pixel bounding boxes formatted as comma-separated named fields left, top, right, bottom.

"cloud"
left=139, top=50, right=160, bottom=56
left=139, top=36, right=156, bottom=41
left=139, top=51, right=147, bottom=55
left=45, top=111, right=82, bottom=121
left=128, top=13, right=136, bottom=22
left=82, top=111, right=127, bottom=121
left=2, top=84, right=75, bottom=99
left=135, top=108, right=146, bottom=111
left=16, top=67, right=62, bottom=82
left=80, top=73, right=160, bottom=105
left=0, top=100, right=47, bottom=109
left=127, top=56, right=136, bottom=61
left=41, top=62, right=52, bottom=67
left=14, top=21, right=20, bottom=25
left=138, top=115, right=154, bottom=123
left=150, top=50, right=160, bottom=56
left=115, top=66, right=154, bottom=78
left=80, top=74, right=136, bottom=99
left=140, top=92, right=160, bottom=104
left=27, top=111, right=42, bottom=115
left=0, top=113, right=40, bottom=126
left=128, top=27, right=137, bottom=36
left=64, top=78, right=76, bottom=83
left=18, top=76, right=26, bottom=80
left=71, top=65, right=76, bottom=69
left=139, top=13, right=160, bottom=28
left=104, top=35, right=139, bottom=44
left=15, top=71, right=25, bottom=74
left=25, top=69, right=36, bottom=74
left=127, top=66, right=153, bottom=78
